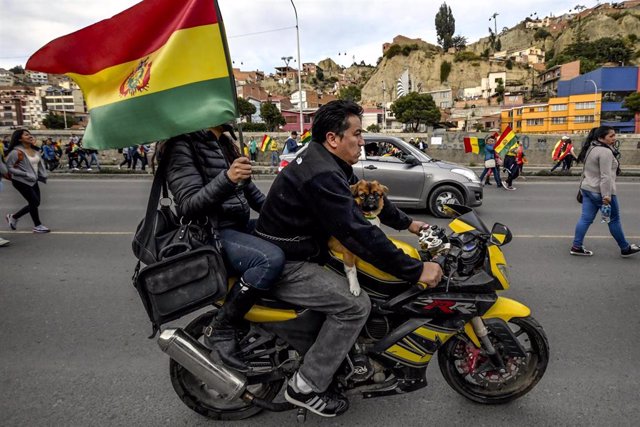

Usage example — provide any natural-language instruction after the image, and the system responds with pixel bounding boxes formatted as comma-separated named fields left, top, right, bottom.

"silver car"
left=278, top=134, right=483, bottom=218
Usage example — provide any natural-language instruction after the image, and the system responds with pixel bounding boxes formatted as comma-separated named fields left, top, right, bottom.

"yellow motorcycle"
left=159, top=204, right=549, bottom=420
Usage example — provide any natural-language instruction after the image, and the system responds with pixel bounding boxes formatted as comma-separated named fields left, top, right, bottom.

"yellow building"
left=500, top=93, right=601, bottom=134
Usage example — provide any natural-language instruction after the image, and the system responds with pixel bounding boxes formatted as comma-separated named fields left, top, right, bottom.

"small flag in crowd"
left=463, top=137, right=485, bottom=154
left=26, top=0, right=237, bottom=150
left=300, top=129, right=312, bottom=145
left=260, top=135, right=274, bottom=152
left=494, top=126, right=517, bottom=155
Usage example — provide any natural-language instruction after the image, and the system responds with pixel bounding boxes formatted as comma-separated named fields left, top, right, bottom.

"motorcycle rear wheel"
left=438, top=316, right=549, bottom=404
left=169, top=311, right=284, bottom=420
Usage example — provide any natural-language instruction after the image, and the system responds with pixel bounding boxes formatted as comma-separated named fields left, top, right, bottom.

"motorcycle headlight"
left=451, top=168, right=480, bottom=183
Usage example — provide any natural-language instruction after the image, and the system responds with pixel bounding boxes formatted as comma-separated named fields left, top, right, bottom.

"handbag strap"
left=138, top=144, right=174, bottom=245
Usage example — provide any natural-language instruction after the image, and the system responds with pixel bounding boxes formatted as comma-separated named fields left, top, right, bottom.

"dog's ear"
left=350, top=183, right=360, bottom=196
left=379, top=184, right=389, bottom=195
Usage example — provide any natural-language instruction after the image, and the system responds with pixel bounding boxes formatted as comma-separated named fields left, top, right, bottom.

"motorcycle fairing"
left=371, top=318, right=456, bottom=368
left=448, top=208, right=490, bottom=235
left=463, top=297, right=532, bottom=347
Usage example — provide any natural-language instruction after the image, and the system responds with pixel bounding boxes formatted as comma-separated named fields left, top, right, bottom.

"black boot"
left=203, top=280, right=260, bottom=370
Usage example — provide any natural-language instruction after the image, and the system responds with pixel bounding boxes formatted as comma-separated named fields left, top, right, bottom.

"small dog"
left=328, top=180, right=389, bottom=296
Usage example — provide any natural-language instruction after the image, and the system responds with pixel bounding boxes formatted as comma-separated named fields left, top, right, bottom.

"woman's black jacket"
left=165, top=130, right=264, bottom=229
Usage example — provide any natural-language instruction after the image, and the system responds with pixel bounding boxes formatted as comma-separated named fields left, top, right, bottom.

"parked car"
left=278, top=134, right=482, bottom=217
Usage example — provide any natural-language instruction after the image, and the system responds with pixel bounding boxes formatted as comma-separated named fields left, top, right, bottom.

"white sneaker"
left=32, top=225, right=50, bottom=233
left=87, top=168, right=92, bottom=171
left=0, top=237, right=10, bottom=247
left=6, top=213, right=17, bottom=230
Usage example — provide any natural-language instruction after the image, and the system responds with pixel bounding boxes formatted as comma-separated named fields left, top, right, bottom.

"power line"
left=227, top=25, right=296, bottom=39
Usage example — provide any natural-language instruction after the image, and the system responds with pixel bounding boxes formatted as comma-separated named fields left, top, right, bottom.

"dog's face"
left=350, top=180, right=388, bottom=217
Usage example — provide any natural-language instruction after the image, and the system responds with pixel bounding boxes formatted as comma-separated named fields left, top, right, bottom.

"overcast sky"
left=0, top=0, right=595, bottom=74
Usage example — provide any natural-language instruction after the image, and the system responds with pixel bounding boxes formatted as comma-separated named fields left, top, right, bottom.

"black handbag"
left=131, top=139, right=227, bottom=337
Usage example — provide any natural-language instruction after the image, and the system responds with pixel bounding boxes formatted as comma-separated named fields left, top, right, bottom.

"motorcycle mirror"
left=490, top=223, right=512, bottom=246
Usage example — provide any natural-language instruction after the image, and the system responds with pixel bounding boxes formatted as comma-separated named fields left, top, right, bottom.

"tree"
left=495, top=78, right=505, bottom=104
left=451, top=35, right=467, bottom=51
left=9, top=65, right=24, bottom=75
left=622, top=92, right=640, bottom=114
left=42, top=111, right=76, bottom=129
left=495, top=38, right=502, bottom=51
left=237, top=97, right=256, bottom=122
left=390, top=92, right=441, bottom=131
left=260, top=102, right=285, bottom=131
left=440, top=61, right=452, bottom=83
left=366, top=124, right=381, bottom=133
left=316, top=67, right=324, bottom=81
left=338, top=85, right=361, bottom=102
left=435, top=3, right=455, bottom=50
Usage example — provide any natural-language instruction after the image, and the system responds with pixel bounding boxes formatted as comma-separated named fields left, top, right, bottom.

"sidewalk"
left=46, top=163, right=640, bottom=179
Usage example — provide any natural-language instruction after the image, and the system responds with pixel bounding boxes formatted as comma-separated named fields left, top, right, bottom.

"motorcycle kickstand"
left=296, top=407, right=307, bottom=423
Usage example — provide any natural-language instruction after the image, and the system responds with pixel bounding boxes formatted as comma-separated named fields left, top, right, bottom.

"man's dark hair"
left=577, top=126, right=615, bottom=163
left=312, top=100, right=363, bottom=143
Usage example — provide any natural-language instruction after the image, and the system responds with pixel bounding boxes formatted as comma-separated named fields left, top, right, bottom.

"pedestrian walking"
left=248, top=138, right=258, bottom=162
left=0, top=143, right=10, bottom=246
left=283, top=131, right=299, bottom=155
left=4, top=129, right=50, bottom=233
left=570, top=126, right=639, bottom=257
left=269, top=139, right=279, bottom=169
left=478, top=135, right=504, bottom=189
left=550, top=136, right=575, bottom=172
left=502, top=143, right=520, bottom=190
left=516, top=140, right=526, bottom=180
left=86, top=148, right=101, bottom=171
left=118, top=146, right=132, bottom=169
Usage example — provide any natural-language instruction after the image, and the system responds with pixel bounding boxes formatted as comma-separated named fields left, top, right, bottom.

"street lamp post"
left=290, top=0, right=304, bottom=136
left=585, top=79, right=598, bottom=126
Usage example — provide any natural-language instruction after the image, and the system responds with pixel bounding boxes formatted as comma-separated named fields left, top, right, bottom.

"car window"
left=364, top=140, right=407, bottom=163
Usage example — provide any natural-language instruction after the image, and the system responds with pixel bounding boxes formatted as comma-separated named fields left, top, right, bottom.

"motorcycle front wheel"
left=169, top=311, right=284, bottom=420
left=438, top=316, right=549, bottom=404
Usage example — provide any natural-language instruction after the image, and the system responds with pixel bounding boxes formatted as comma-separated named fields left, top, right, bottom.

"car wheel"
left=428, top=185, right=465, bottom=218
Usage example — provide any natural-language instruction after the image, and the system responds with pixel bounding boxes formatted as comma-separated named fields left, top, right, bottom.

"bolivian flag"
left=300, top=129, right=312, bottom=145
left=494, top=126, right=517, bottom=155
left=463, top=137, right=485, bottom=154
left=260, top=135, right=273, bottom=152
left=26, top=0, right=237, bottom=150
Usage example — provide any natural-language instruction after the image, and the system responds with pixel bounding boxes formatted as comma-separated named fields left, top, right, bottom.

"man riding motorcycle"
left=254, top=100, right=443, bottom=417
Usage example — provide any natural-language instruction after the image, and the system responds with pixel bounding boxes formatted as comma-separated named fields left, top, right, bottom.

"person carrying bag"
left=161, top=126, right=285, bottom=370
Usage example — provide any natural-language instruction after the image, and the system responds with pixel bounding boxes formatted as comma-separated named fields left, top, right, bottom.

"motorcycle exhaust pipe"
left=157, top=328, right=247, bottom=401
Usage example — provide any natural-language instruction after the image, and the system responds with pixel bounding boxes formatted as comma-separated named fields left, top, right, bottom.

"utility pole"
left=490, top=12, right=499, bottom=36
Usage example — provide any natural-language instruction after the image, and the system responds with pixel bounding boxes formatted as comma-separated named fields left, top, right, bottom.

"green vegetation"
left=260, top=103, right=285, bottom=132
left=338, top=85, right=362, bottom=102
left=440, top=61, right=452, bottom=83
left=366, top=124, right=381, bottom=133
left=42, top=111, right=76, bottom=129
left=454, top=51, right=481, bottom=62
left=545, top=37, right=635, bottom=73
left=390, top=92, right=441, bottom=131
left=435, top=3, right=455, bottom=50
left=622, top=92, right=640, bottom=114
left=384, top=43, right=421, bottom=59
left=237, top=97, right=256, bottom=123
left=534, top=28, right=551, bottom=41
left=505, top=59, right=513, bottom=70
left=241, top=122, right=268, bottom=132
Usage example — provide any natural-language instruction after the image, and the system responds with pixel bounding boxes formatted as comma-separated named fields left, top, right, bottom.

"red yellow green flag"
left=26, top=0, right=237, bottom=150
left=260, top=135, right=273, bottom=152
left=300, top=129, right=312, bottom=145
left=463, top=137, right=485, bottom=154
left=494, top=126, right=517, bottom=155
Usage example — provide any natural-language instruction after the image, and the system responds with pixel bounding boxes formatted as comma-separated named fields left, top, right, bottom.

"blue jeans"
left=572, top=190, right=629, bottom=250
left=479, top=166, right=503, bottom=187
left=270, top=151, right=279, bottom=167
left=218, top=220, right=285, bottom=290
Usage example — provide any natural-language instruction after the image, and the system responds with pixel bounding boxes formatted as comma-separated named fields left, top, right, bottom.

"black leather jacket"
left=256, top=142, right=423, bottom=283
left=165, top=131, right=265, bottom=229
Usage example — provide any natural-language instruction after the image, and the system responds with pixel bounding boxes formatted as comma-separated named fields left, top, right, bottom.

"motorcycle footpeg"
left=296, top=407, right=307, bottom=423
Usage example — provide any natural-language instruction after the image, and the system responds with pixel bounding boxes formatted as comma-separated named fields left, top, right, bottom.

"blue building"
left=557, top=66, right=639, bottom=133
